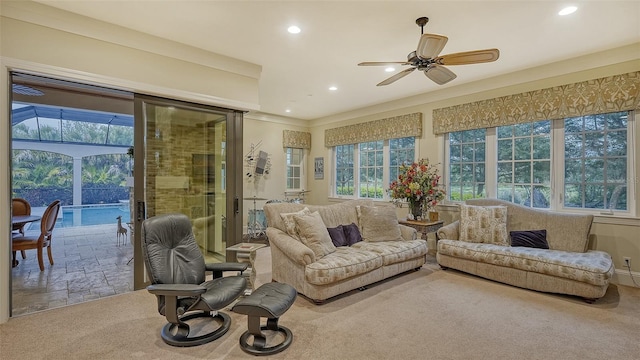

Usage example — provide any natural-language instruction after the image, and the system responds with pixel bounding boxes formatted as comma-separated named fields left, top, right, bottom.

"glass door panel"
left=132, top=95, right=243, bottom=289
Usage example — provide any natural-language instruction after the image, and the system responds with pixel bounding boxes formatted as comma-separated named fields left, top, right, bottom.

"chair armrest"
left=399, top=224, right=418, bottom=240
left=205, top=262, right=248, bottom=278
left=267, top=227, right=316, bottom=265
left=206, top=262, right=248, bottom=272
left=147, top=284, right=207, bottom=297
left=437, top=220, right=460, bottom=240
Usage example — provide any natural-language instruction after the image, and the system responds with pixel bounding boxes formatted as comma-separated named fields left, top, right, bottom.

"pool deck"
left=11, top=223, right=134, bottom=317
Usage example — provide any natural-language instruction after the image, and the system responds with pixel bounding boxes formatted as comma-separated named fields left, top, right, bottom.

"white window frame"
left=330, top=137, right=417, bottom=200
left=285, top=147, right=305, bottom=191
left=444, top=111, right=636, bottom=217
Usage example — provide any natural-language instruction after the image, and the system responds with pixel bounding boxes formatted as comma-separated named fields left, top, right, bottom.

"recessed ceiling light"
left=285, top=109, right=291, bottom=113
left=287, top=25, right=301, bottom=34
left=329, top=86, right=337, bottom=91
left=385, top=67, right=395, bottom=73
left=558, top=6, right=577, bottom=16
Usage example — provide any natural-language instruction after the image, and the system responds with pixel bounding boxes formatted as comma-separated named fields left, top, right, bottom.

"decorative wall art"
left=244, top=141, right=272, bottom=183
left=314, top=157, right=324, bottom=180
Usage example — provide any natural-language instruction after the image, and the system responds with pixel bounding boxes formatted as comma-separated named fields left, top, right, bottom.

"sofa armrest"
left=399, top=224, right=418, bottom=240
left=437, top=220, right=460, bottom=240
left=267, top=227, right=316, bottom=266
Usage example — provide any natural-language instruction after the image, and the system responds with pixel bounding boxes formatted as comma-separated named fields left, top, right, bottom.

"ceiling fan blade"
left=425, top=65, right=457, bottom=85
left=437, top=48, right=500, bottom=65
left=416, top=33, right=448, bottom=59
left=377, top=68, right=416, bottom=86
left=358, top=61, right=411, bottom=66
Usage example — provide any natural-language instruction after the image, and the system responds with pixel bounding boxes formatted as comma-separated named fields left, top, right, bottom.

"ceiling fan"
left=358, top=17, right=500, bottom=86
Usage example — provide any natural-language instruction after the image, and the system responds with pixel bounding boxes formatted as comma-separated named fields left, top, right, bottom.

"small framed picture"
left=314, top=157, right=324, bottom=180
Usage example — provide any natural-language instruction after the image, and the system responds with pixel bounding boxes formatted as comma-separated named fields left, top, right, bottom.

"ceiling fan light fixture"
left=358, top=16, right=499, bottom=87
left=558, top=6, right=577, bottom=16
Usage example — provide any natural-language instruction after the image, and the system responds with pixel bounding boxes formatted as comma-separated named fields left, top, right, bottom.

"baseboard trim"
left=612, top=268, right=640, bottom=287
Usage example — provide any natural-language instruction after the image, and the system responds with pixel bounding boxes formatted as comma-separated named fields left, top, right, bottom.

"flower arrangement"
left=388, top=158, right=446, bottom=219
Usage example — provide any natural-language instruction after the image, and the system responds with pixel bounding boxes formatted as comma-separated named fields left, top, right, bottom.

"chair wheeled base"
left=233, top=282, right=297, bottom=356
left=161, top=311, right=231, bottom=347
left=238, top=317, right=293, bottom=355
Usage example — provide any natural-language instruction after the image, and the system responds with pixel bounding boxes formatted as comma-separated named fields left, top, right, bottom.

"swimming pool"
left=59, top=204, right=131, bottom=228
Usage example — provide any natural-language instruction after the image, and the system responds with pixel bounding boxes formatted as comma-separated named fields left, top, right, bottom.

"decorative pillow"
left=459, top=204, right=508, bottom=245
left=359, top=205, right=403, bottom=242
left=279, top=207, right=310, bottom=238
left=510, top=229, right=549, bottom=249
left=293, top=211, right=336, bottom=258
left=343, top=222, right=363, bottom=246
left=327, top=225, right=347, bottom=247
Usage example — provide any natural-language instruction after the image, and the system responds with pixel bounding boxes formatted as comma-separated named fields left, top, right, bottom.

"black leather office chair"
left=141, top=213, right=248, bottom=347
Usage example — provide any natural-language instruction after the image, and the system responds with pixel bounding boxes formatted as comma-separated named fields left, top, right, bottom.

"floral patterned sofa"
left=436, top=199, right=614, bottom=302
left=264, top=199, right=427, bottom=303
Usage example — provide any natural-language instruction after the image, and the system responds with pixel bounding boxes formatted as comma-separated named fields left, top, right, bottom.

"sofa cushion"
left=294, top=211, right=336, bottom=258
left=510, top=230, right=549, bottom=249
left=465, top=199, right=593, bottom=253
left=280, top=207, right=311, bottom=238
left=359, top=205, right=403, bottom=242
left=343, top=223, right=363, bottom=245
left=438, top=240, right=613, bottom=286
left=459, top=204, right=508, bottom=246
left=305, top=247, right=383, bottom=285
left=327, top=225, right=347, bottom=247
left=352, top=239, right=427, bottom=266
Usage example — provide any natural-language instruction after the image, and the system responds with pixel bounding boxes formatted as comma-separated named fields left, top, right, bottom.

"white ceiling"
left=36, top=1, right=640, bottom=120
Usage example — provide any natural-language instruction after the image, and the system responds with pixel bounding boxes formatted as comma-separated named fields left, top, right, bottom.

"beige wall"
left=241, top=114, right=309, bottom=230
left=0, top=1, right=261, bottom=323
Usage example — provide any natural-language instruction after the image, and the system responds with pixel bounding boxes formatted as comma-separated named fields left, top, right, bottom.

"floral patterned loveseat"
left=436, top=199, right=614, bottom=302
left=264, top=199, right=427, bottom=303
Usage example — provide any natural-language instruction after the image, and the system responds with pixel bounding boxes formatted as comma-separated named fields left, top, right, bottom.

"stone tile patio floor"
left=11, top=224, right=134, bottom=317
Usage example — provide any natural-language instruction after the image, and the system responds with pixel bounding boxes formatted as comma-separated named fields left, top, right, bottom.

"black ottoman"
left=232, top=282, right=297, bottom=356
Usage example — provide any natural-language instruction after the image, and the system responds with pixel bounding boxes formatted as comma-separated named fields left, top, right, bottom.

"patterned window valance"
left=325, top=112, right=422, bottom=147
left=432, top=71, right=640, bottom=135
left=283, top=130, right=311, bottom=149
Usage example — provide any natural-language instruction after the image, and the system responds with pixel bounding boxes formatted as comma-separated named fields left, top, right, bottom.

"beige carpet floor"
left=2, top=248, right=639, bottom=359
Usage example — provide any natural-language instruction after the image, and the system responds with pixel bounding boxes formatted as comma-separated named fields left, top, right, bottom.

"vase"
left=408, top=199, right=424, bottom=221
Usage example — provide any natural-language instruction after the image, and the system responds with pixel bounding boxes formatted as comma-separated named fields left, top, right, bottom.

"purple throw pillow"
left=510, top=229, right=549, bottom=249
left=327, top=225, right=348, bottom=247
left=343, top=223, right=362, bottom=246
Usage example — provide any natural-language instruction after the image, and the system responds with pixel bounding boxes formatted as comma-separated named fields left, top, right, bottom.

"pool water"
left=60, top=204, right=131, bottom=228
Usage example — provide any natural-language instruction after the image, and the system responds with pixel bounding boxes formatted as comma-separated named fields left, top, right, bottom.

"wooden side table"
left=398, top=220, right=444, bottom=255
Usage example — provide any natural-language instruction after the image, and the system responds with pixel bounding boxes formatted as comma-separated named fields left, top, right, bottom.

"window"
left=335, top=144, right=355, bottom=196
left=285, top=148, right=304, bottom=190
left=448, top=129, right=486, bottom=201
left=359, top=141, right=384, bottom=199
left=445, top=111, right=634, bottom=214
left=563, top=112, right=628, bottom=211
left=389, top=137, right=416, bottom=183
left=333, top=137, right=415, bottom=199
left=497, top=121, right=551, bottom=208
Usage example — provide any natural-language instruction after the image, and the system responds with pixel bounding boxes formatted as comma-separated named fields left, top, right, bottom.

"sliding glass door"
left=132, top=95, right=244, bottom=289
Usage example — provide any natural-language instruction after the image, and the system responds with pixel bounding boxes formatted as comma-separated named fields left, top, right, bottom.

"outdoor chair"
left=12, top=200, right=61, bottom=271
left=12, top=198, right=31, bottom=236
left=141, top=213, right=248, bottom=347
left=12, top=198, right=32, bottom=261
